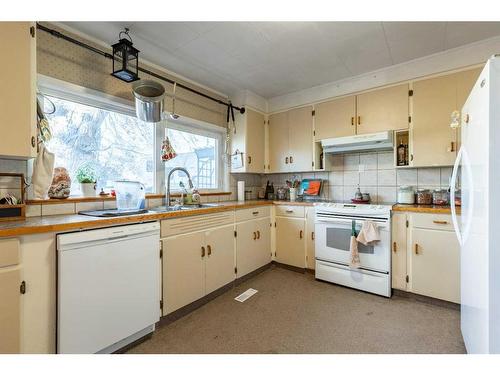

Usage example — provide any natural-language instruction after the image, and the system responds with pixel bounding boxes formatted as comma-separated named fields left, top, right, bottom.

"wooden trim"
left=392, top=204, right=460, bottom=214
left=26, top=192, right=232, bottom=205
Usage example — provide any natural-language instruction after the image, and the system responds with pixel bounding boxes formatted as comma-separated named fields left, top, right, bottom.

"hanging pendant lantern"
left=111, top=28, right=140, bottom=83
left=161, top=137, right=177, bottom=162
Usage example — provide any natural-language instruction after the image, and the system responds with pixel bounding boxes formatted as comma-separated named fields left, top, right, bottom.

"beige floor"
left=128, top=266, right=465, bottom=354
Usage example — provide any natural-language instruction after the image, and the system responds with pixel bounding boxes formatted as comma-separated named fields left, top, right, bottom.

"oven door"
left=315, top=216, right=390, bottom=272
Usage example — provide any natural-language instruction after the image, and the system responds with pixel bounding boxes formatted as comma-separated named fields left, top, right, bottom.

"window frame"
left=37, top=74, right=227, bottom=195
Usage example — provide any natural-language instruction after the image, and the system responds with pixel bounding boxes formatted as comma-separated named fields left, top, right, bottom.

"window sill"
left=26, top=192, right=231, bottom=205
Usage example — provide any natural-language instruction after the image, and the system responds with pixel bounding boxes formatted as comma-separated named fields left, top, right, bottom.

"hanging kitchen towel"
left=357, top=220, right=380, bottom=246
left=350, top=220, right=361, bottom=268
left=32, top=143, right=55, bottom=199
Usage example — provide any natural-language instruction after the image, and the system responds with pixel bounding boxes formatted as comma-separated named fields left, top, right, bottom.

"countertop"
left=392, top=204, right=459, bottom=214
left=0, top=200, right=273, bottom=237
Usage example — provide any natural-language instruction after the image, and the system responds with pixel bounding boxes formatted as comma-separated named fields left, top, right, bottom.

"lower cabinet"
left=236, top=217, right=271, bottom=278
left=0, top=266, right=21, bottom=354
left=275, top=216, right=306, bottom=268
left=410, top=227, right=460, bottom=303
left=391, top=212, right=407, bottom=290
left=305, top=207, right=315, bottom=270
left=162, top=224, right=235, bottom=315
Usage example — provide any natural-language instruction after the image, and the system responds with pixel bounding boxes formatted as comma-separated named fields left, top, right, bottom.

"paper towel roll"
left=237, top=181, right=245, bottom=202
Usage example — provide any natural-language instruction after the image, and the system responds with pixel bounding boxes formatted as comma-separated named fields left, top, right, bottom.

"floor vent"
left=234, top=288, right=258, bottom=303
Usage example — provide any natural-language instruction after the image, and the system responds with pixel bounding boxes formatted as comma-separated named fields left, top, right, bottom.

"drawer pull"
left=285, top=209, right=294, bottom=213
left=393, top=241, right=397, bottom=253
left=207, top=245, right=212, bottom=256
left=201, top=246, right=206, bottom=258
left=414, top=243, right=419, bottom=255
left=252, top=211, right=259, bottom=215
left=299, top=230, right=303, bottom=239
left=433, top=220, right=448, bottom=224
left=253, top=232, right=257, bottom=240
left=257, top=230, right=260, bottom=239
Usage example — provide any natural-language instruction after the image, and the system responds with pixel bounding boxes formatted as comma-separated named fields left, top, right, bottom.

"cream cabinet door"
left=356, top=84, right=409, bottom=134
left=268, top=111, right=290, bottom=173
left=288, top=106, right=313, bottom=172
left=275, top=217, right=306, bottom=268
left=412, top=73, right=459, bottom=167
left=162, top=232, right=205, bottom=315
left=305, top=207, right=316, bottom=270
left=236, top=220, right=257, bottom=278
left=391, top=213, right=407, bottom=291
left=205, top=225, right=236, bottom=294
left=0, top=22, right=37, bottom=159
left=410, top=228, right=460, bottom=303
left=315, top=96, right=356, bottom=140
left=0, top=266, right=21, bottom=353
left=245, top=109, right=266, bottom=173
left=254, top=218, right=272, bottom=270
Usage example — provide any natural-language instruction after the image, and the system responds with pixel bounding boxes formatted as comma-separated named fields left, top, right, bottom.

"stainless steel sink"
left=149, top=203, right=222, bottom=213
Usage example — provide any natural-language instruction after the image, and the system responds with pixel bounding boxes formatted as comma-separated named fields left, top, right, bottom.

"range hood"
left=321, top=131, right=394, bottom=154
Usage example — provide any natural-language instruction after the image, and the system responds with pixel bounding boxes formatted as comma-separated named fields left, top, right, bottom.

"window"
left=163, top=122, right=222, bottom=191
left=45, top=96, right=155, bottom=194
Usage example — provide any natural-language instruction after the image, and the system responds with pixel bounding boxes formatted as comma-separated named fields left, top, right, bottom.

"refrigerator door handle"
left=450, top=147, right=463, bottom=245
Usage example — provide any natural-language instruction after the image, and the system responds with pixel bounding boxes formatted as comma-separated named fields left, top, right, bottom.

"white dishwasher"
left=57, top=222, right=161, bottom=354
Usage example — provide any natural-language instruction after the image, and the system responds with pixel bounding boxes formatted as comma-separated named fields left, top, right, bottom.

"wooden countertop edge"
left=0, top=201, right=273, bottom=237
left=392, top=204, right=460, bottom=214
left=26, top=192, right=232, bottom=205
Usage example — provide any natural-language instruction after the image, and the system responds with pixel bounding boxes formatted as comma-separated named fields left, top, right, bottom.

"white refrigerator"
left=450, top=55, right=500, bottom=354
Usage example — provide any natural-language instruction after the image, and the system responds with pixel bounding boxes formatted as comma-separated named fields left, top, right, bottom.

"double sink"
left=149, top=203, right=222, bottom=213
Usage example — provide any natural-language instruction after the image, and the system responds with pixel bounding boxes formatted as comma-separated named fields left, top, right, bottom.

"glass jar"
left=397, top=186, right=415, bottom=204
left=416, top=189, right=432, bottom=205
left=432, top=189, right=449, bottom=206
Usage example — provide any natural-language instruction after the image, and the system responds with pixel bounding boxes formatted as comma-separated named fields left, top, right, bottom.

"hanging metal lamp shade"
left=132, top=80, right=166, bottom=123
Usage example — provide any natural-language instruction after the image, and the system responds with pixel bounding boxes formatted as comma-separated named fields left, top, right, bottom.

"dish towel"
left=350, top=220, right=361, bottom=268
left=32, top=143, right=55, bottom=199
left=356, top=221, right=381, bottom=246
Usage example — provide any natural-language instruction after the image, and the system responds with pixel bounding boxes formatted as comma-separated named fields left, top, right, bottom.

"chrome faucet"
left=166, top=167, right=194, bottom=207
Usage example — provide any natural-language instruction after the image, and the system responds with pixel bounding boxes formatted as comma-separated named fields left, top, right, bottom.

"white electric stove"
left=314, top=202, right=392, bottom=297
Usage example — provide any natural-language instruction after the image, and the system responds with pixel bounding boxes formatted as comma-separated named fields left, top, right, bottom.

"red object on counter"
left=111, top=190, right=116, bottom=197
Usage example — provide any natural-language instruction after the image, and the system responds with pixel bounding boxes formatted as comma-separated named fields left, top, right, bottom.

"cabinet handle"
left=299, top=230, right=303, bottom=239
left=253, top=232, right=257, bottom=240
left=207, top=245, right=212, bottom=256
left=414, top=243, right=419, bottom=255
left=248, top=155, right=252, bottom=165
left=351, top=117, right=354, bottom=126
left=357, top=116, right=361, bottom=125
left=290, top=156, right=293, bottom=164
left=450, top=142, right=455, bottom=152
left=201, top=246, right=206, bottom=258
left=252, top=211, right=259, bottom=215
left=393, top=241, right=397, bottom=253
left=285, top=157, right=289, bottom=164
left=465, top=114, right=470, bottom=124
left=285, top=209, right=294, bottom=213
left=312, top=232, right=315, bottom=241
left=31, top=136, right=36, bottom=148
left=30, top=26, right=35, bottom=38
left=257, top=230, right=260, bottom=239
left=433, top=220, right=448, bottom=225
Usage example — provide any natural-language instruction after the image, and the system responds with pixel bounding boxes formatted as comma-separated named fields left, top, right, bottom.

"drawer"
left=411, top=213, right=456, bottom=231
left=0, top=238, right=20, bottom=268
left=275, top=205, right=305, bottom=218
left=235, top=206, right=270, bottom=222
left=161, top=211, right=235, bottom=237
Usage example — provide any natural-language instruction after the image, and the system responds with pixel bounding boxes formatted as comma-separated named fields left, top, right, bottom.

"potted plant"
left=76, top=165, right=97, bottom=197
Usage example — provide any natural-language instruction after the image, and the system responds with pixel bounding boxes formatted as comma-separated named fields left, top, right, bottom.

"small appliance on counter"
left=397, top=186, right=415, bottom=204
left=264, top=181, right=275, bottom=200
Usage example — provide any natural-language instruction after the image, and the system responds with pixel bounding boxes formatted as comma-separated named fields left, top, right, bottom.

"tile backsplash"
left=258, top=151, right=454, bottom=204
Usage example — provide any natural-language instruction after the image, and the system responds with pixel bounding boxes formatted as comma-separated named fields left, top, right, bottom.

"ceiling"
left=63, top=22, right=500, bottom=98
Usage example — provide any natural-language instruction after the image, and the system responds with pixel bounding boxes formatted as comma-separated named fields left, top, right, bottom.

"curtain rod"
left=36, top=23, right=245, bottom=114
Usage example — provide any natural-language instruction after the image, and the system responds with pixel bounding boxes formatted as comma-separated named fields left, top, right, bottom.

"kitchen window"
left=39, top=76, right=225, bottom=196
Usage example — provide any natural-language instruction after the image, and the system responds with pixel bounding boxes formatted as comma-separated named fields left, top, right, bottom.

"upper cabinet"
left=411, top=68, right=481, bottom=167
left=231, top=108, right=266, bottom=173
left=314, top=96, right=356, bottom=140
left=355, top=84, right=409, bottom=135
left=0, top=22, right=37, bottom=159
left=268, top=106, right=313, bottom=173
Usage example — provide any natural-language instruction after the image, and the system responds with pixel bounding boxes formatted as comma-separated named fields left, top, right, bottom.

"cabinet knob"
left=393, top=242, right=397, bottom=253
left=201, top=246, right=206, bottom=258
left=207, top=245, right=212, bottom=256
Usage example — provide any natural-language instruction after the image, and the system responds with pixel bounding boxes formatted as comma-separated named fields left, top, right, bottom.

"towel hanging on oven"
left=350, top=220, right=361, bottom=268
